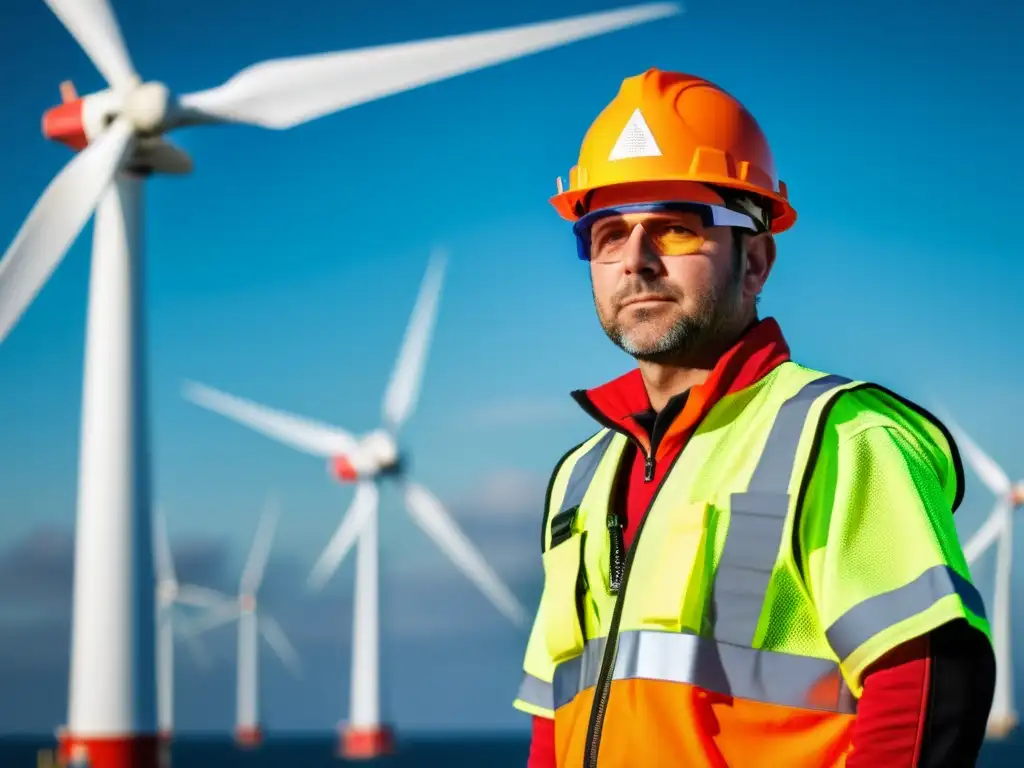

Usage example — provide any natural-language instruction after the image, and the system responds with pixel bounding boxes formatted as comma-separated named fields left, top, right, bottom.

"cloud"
left=449, top=467, right=548, bottom=518
left=0, top=526, right=73, bottom=604
left=460, top=397, right=582, bottom=429
left=0, top=467, right=550, bottom=734
left=0, top=525, right=231, bottom=611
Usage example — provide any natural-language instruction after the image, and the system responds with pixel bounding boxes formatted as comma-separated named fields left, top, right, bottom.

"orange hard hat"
left=551, top=68, right=796, bottom=234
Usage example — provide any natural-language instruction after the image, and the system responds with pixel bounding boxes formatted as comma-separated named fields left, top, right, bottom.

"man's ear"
left=742, top=231, right=776, bottom=297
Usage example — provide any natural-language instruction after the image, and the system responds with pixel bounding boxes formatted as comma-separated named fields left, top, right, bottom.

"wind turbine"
left=180, top=250, right=527, bottom=759
left=0, top=3, right=680, bottom=765
left=178, top=497, right=301, bottom=749
left=152, top=504, right=236, bottom=744
left=948, top=417, right=1023, bottom=739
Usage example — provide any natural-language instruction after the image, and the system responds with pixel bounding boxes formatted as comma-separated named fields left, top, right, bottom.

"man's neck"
left=637, top=363, right=710, bottom=412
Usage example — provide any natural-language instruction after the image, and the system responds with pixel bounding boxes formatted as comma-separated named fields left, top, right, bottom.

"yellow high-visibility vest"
left=514, top=361, right=989, bottom=767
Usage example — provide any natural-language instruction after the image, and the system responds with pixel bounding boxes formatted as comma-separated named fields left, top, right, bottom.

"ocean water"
left=2, top=734, right=1022, bottom=766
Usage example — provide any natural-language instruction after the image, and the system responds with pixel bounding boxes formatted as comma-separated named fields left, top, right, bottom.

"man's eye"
left=594, top=229, right=628, bottom=247
left=662, top=225, right=695, bottom=237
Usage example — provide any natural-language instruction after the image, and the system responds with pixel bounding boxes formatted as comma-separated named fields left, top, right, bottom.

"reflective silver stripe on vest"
left=517, top=672, right=555, bottom=711
left=553, top=630, right=857, bottom=714
left=710, top=373, right=852, bottom=647
left=559, top=430, right=617, bottom=516
left=825, top=563, right=987, bottom=661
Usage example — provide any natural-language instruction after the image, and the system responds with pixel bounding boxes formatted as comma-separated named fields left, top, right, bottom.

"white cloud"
left=449, top=467, right=548, bottom=518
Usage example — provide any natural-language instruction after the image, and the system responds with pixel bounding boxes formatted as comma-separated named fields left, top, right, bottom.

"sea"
left=1, top=734, right=1021, bottom=766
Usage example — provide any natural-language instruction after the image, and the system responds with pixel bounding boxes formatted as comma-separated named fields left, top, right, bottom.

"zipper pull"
left=644, top=454, right=655, bottom=482
left=607, top=513, right=625, bottom=593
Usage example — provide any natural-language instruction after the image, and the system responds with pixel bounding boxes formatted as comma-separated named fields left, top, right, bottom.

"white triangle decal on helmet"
left=608, top=108, right=663, bottom=161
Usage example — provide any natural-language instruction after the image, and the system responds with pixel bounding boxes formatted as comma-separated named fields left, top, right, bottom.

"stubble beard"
left=596, top=266, right=744, bottom=365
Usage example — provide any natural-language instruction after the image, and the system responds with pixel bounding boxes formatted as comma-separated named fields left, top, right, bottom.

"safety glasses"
left=572, top=201, right=758, bottom=263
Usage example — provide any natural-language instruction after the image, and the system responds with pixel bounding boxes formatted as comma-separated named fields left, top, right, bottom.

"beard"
left=594, top=260, right=744, bottom=365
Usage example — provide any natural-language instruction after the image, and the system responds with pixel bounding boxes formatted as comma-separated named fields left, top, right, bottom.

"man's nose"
left=620, top=223, right=661, bottom=274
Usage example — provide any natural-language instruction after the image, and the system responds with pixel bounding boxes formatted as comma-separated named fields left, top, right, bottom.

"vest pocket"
left=541, top=531, right=589, bottom=663
left=631, top=501, right=713, bottom=633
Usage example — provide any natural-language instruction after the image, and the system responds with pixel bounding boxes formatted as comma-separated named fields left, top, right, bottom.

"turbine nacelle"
left=1011, top=483, right=1024, bottom=508
left=327, top=430, right=402, bottom=483
left=41, top=80, right=193, bottom=175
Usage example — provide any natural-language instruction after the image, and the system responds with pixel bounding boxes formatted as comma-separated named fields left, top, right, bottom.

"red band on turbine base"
left=58, top=733, right=160, bottom=768
left=338, top=724, right=395, bottom=759
left=234, top=725, right=263, bottom=748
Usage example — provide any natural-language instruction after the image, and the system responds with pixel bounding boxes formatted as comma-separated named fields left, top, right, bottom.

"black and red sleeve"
left=848, top=619, right=995, bottom=767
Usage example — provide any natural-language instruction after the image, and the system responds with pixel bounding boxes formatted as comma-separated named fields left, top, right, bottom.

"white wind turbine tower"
left=181, top=250, right=527, bottom=759
left=179, top=498, right=302, bottom=749
left=948, top=417, right=1024, bottom=739
left=0, top=3, right=680, bottom=765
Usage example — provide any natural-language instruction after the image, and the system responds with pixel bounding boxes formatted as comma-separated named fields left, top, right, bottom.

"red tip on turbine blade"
left=42, top=99, right=88, bottom=151
left=60, top=80, right=78, bottom=103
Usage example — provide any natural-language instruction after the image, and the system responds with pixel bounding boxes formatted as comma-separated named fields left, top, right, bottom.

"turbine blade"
left=173, top=613, right=213, bottom=669
left=182, top=380, right=360, bottom=458
left=0, top=118, right=135, bottom=346
left=403, top=480, right=528, bottom=627
left=382, top=250, right=445, bottom=432
left=175, top=4, right=681, bottom=129
left=174, top=584, right=234, bottom=609
left=307, top=481, right=378, bottom=591
left=964, top=499, right=1009, bottom=566
left=153, top=503, right=176, bottom=585
left=259, top=614, right=302, bottom=678
left=240, top=495, right=279, bottom=594
left=43, top=0, right=139, bottom=90
left=942, top=413, right=1012, bottom=496
left=178, top=602, right=242, bottom=638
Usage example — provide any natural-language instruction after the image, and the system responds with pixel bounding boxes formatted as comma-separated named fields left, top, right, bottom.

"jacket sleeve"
left=527, top=715, right=557, bottom=768
left=847, top=619, right=994, bottom=766
left=799, top=391, right=991, bottom=697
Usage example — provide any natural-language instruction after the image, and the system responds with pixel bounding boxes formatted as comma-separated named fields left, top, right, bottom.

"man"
left=512, top=69, right=996, bottom=767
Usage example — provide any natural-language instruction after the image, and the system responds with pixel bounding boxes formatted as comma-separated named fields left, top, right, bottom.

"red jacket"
left=527, top=319, right=993, bottom=767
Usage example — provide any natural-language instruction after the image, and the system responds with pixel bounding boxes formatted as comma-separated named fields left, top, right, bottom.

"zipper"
left=569, top=389, right=685, bottom=767
left=570, top=393, right=649, bottom=595
left=582, top=448, right=684, bottom=768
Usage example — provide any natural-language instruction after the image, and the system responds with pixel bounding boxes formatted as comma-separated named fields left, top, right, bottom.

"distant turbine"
left=181, top=250, right=527, bottom=759
left=181, top=497, right=301, bottom=749
left=152, top=505, right=230, bottom=743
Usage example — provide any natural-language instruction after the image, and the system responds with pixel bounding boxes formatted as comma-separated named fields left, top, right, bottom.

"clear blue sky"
left=0, top=0, right=1022, bottom=736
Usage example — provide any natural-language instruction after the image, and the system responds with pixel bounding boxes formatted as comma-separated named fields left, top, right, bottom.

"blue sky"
left=0, top=0, right=1022, bottom=740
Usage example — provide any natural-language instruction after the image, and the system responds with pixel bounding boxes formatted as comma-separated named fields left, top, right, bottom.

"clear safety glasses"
left=572, top=201, right=759, bottom=263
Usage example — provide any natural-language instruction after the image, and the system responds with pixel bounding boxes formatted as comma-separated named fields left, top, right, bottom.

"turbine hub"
left=123, top=81, right=172, bottom=135
left=158, top=581, right=177, bottom=602
left=361, top=429, right=399, bottom=470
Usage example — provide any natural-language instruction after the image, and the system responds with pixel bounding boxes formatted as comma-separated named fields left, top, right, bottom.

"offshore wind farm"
left=1, top=0, right=1022, bottom=767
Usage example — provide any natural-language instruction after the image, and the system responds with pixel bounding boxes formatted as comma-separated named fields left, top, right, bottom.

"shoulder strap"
left=543, top=429, right=617, bottom=552
left=711, top=373, right=855, bottom=647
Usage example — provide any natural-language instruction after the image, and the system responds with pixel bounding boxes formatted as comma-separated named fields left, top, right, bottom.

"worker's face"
left=587, top=209, right=773, bottom=363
